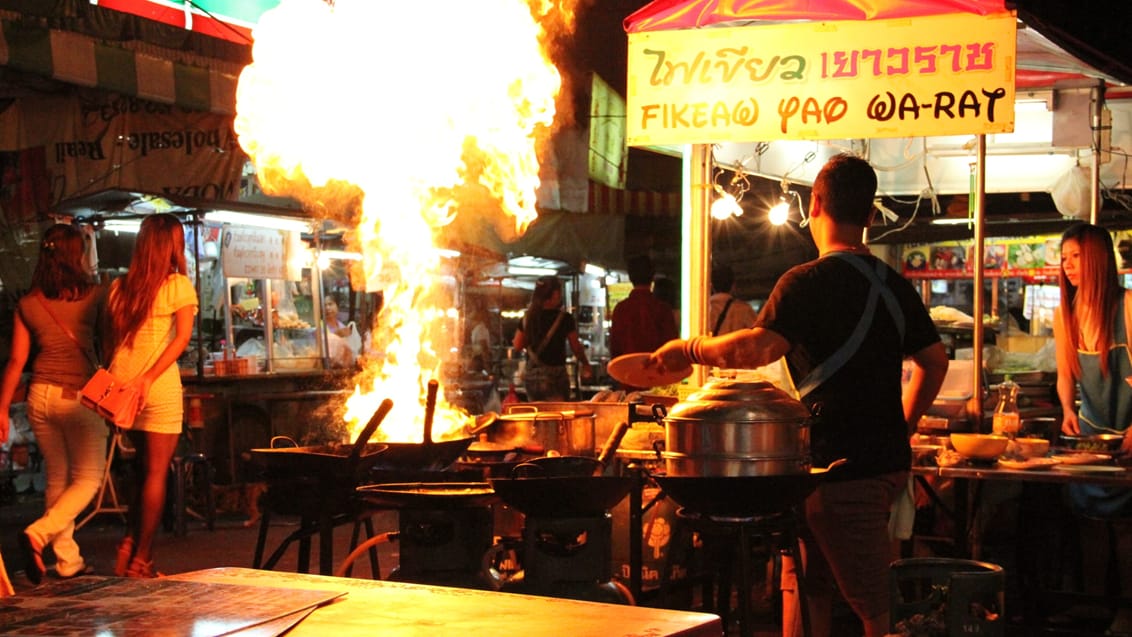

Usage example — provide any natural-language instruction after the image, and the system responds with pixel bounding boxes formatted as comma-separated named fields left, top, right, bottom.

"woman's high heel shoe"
left=125, top=556, right=162, bottom=579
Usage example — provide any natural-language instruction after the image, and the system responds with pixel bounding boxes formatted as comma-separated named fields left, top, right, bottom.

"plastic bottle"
left=992, top=374, right=1020, bottom=436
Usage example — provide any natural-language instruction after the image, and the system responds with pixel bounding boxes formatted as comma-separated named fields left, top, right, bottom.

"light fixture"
left=583, top=262, right=606, bottom=278
left=205, top=210, right=311, bottom=232
left=507, top=265, right=558, bottom=277
left=767, top=179, right=809, bottom=227
left=709, top=159, right=750, bottom=220
left=102, top=219, right=141, bottom=234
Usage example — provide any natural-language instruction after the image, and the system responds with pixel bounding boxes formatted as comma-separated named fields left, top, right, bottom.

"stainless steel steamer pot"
left=661, top=380, right=812, bottom=477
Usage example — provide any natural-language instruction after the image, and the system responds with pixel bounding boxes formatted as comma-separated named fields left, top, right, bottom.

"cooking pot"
left=479, top=404, right=596, bottom=457
left=661, top=380, right=812, bottom=477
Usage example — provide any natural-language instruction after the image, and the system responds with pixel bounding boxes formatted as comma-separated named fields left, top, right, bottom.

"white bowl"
left=950, top=433, right=1009, bottom=460
left=1010, top=437, right=1050, bottom=458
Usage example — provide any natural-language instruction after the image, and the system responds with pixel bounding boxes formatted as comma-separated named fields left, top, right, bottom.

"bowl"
left=1060, top=434, right=1123, bottom=453
left=949, top=433, right=1009, bottom=460
left=1010, top=437, right=1050, bottom=458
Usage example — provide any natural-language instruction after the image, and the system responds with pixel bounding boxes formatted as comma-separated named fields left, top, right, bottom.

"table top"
left=913, top=460, right=1132, bottom=487
left=170, top=568, right=723, bottom=637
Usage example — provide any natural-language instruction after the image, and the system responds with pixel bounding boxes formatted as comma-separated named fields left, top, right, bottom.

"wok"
left=654, top=468, right=834, bottom=518
left=489, top=476, right=634, bottom=517
left=357, top=482, right=499, bottom=509
left=509, top=421, right=632, bottom=478
left=370, top=381, right=474, bottom=472
left=251, top=398, right=393, bottom=481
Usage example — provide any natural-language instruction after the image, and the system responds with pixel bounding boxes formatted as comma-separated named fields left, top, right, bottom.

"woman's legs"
left=24, top=384, right=108, bottom=575
left=127, top=430, right=179, bottom=567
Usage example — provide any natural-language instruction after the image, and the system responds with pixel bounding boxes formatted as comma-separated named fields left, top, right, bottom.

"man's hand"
left=646, top=338, right=692, bottom=376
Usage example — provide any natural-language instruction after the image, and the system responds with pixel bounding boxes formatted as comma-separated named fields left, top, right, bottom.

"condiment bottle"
left=992, top=375, right=1020, bottom=437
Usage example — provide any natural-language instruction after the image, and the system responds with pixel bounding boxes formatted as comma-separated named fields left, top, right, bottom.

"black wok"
left=653, top=469, right=831, bottom=518
left=489, top=476, right=634, bottom=517
left=370, top=381, right=473, bottom=471
left=357, top=482, right=498, bottom=509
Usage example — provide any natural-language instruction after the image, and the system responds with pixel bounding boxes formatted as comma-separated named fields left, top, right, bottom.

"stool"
left=170, top=451, right=215, bottom=537
left=666, top=508, right=810, bottom=637
left=77, top=431, right=133, bottom=529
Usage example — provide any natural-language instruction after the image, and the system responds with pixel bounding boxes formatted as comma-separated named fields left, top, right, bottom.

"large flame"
left=234, top=0, right=577, bottom=442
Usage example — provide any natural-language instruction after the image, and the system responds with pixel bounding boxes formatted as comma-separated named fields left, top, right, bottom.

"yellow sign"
left=627, top=12, right=1016, bottom=145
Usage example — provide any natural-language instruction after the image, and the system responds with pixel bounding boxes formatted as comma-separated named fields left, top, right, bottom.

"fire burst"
left=234, top=0, right=578, bottom=441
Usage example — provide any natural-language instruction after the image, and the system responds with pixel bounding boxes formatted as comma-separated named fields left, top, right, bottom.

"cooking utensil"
left=485, top=405, right=596, bottom=456
left=510, top=419, right=633, bottom=478
left=607, top=353, right=691, bottom=388
left=661, top=380, right=813, bottom=477
left=348, top=398, right=393, bottom=464
left=489, top=476, right=634, bottom=517
left=357, top=482, right=499, bottom=508
left=1060, top=433, right=1124, bottom=453
left=371, top=380, right=476, bottom=472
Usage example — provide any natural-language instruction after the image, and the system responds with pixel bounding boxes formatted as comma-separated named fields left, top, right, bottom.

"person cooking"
left=646, top=153, right=948, bottom=637
left=1055, top=222, right=1132, bottom=516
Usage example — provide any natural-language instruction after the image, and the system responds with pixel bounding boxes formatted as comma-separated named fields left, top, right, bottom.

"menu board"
left=0, top=576, right=342, bottom=636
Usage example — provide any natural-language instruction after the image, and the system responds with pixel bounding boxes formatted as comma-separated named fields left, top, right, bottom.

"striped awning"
left=90, top=0, right=279, bottom=45
left=0, top=18, right=238, bottom=114
left=587, top=181, right=681, bottom=217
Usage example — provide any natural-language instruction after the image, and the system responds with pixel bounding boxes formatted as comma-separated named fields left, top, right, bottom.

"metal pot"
left=481, top=404, right=596, bottom=456
left=661, top=380, right=812, bottom=477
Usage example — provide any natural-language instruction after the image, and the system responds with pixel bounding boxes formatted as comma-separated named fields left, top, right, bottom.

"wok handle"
left=423, top=379, right=439, bottom=444
left=349, top=398, right=393, bottom=464
left=597, top=421, right=631, bottom=468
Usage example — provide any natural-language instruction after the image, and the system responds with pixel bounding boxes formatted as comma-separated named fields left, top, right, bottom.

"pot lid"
left=667, top=380, right=810, bottom=423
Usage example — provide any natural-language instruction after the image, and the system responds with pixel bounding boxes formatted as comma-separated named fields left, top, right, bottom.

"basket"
left=214, top=357, right=254, bottom=376
left=891, top=558, right=1004, bottom=637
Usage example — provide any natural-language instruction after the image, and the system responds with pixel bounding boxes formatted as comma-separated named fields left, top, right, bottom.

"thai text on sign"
left=626, top=12, right=1017, bottom=145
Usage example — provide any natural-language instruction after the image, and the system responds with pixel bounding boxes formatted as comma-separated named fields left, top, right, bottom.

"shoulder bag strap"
left=33, top=293, right=100, bottom=369
left=712, top=297, right=736, bottom=336
left=527, top=311, right=566, bottom=365
left=795, top=253, right=905, bottom=398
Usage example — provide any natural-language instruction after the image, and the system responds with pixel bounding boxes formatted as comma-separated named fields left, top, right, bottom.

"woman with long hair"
left=0, top=224, right=107, bottom=583
left=512, top=276, right=591, bottom=401
left=108, top=213, right=197, bottom=578
left=1055, top=222, right=1132, bottom=516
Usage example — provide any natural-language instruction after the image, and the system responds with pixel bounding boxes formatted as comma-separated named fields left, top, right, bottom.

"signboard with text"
left=902, top=236, right=1062, bottom=280
left=222, top=226, right=289, bottom=280
left=626, top=12, right=1016, bottom=145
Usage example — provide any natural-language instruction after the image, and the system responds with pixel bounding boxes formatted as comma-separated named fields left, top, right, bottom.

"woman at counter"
left=1055, top=222, right=1132, bottom=516
left=513, top=276, right=592, bottom=401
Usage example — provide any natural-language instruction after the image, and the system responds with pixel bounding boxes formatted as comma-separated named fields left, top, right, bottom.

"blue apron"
left=1068, top=293, right=1132, bottom=517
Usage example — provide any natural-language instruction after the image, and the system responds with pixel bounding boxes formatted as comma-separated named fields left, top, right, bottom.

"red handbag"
left=80, top=368, right=141, bottom=428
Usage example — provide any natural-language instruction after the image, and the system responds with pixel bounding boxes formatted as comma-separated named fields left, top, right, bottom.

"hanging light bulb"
left=711, top=186, right=743, bottom=219
left=768, top=197, right=791, bottom=225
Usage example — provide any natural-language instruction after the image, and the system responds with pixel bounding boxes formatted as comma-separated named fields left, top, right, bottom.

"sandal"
left=18, top=531, right=46, bottom=585
left=125, top=556, right=163, bottom=579
left=114, top=537, right=135, bottom=577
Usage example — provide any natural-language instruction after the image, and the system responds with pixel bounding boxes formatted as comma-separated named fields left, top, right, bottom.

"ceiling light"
left=768, top=198, right=791, bottom=225
left=206, top=210, right=311, bottom=232
left=711, top=189, right=743, bottom=219
left=102, top=219, right=141, bottom=234
left=507, top=265, right=558, bottom=277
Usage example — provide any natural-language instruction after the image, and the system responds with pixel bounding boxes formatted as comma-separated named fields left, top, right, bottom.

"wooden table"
left=170, top=567, right=724, bottom=637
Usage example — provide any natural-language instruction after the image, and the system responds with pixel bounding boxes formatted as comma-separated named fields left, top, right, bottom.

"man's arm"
left=902, top=341, right=949, bottom=434
left=649, top=327, right=791, bottom=373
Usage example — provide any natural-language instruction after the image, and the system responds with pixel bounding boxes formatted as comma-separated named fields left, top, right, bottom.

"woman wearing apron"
left=1055, top=222, right=1132, bottom=517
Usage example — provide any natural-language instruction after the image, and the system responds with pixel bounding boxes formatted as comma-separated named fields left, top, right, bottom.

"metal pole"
left=1090, top=80, right=1106, bottom=225
left=685, top=144, right=712, bottom=387
left=971, top=136, right=987, bottom=431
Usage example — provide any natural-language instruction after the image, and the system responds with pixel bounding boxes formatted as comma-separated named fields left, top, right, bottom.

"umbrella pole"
left=685, top=144, right=712, bottom=387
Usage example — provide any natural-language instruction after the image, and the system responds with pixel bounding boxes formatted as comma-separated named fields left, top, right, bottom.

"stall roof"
left=54, top=189, right=308, bottom=222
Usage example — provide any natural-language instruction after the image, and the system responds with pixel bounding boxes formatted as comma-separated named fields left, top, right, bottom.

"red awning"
left=624, top=0, right=1007, bottom=33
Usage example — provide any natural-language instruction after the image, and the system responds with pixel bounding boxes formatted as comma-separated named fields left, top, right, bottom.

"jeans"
left=25, top=383, right=109, bottom=576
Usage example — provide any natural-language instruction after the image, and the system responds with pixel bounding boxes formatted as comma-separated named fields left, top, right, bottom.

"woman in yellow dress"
left=108, top=213, right=198, bottom=578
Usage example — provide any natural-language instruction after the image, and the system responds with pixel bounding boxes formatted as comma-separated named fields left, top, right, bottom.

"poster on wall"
left=902, top=236, right=1062, bottom=280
